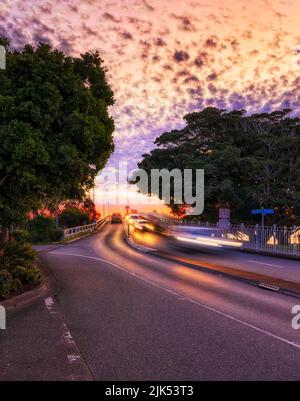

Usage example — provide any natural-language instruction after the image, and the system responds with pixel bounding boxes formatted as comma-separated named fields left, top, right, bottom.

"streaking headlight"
left=176, top=236, right=242, bottom=248
left=145, top=223, right=155, bottom=231
left=176, top=236, right=222, bottom=248
left=134, top=223, right=144, bottom=230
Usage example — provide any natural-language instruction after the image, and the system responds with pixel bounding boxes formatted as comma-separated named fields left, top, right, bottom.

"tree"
left=0, top=39, right=115, bottom=240
left=60, top=197, right=100, bottom=226
left=59, top=208, right=90, bottom=228
left=137, top=107, right=300, bottom=224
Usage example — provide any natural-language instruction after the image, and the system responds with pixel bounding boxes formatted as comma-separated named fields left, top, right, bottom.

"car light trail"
left=197, top=237, right=243, bottom=248
left=176, top=236, right=243, bottom=248
left=135, top=224, right=144, bottom=230
left=176, top=236, right=222, bottom=248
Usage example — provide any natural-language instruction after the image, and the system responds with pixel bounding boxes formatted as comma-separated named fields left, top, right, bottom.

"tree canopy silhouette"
left=138, top=107, right=300, bottom=224
left=0, top=39, right=115, bottom=240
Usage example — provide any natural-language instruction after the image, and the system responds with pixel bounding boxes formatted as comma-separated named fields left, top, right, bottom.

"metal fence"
left=63, top=216, right=111, bottom=240
left=171, top=221, right=300, bottom=257
left=142, top=214, right=300, bottom=257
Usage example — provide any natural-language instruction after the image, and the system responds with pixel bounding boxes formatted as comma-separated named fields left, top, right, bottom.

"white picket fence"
left=63, top=216, right=111, bottom=240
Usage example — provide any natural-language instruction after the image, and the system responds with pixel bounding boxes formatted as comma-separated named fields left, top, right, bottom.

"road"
left=1, top=224, right=300, bottom=380
left=131, top=226, right=300, bottom=285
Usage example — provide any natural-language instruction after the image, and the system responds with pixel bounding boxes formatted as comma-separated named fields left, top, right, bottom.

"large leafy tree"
left=138, top=107, right=300, bottom=224
left=0, top=39, right=115, bottom=240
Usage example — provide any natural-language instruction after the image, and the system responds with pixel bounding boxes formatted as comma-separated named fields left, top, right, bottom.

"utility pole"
left=261, top=212, right=265, bottom=229
left=93, top=186, right=96, bottom=223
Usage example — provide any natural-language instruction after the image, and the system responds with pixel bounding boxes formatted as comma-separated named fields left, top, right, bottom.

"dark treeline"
left=138, top=107, right=300, bottom=225
left=0, top=39, right=115, bottom=241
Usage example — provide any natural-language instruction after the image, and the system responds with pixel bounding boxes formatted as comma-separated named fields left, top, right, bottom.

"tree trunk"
left=55, top=206, right=59, bottom=228
left=0, top=226, right=9, bottom=243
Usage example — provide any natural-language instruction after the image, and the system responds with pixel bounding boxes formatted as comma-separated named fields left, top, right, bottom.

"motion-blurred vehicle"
left=171, top=225, right=243, bottom=251
left=125, top=215, right=155, bottom=231
left=133, top=220, right=155, bottom=231
left=125, top=214, right=141, bottom=223
left=111, top=212, right=122, bottom=224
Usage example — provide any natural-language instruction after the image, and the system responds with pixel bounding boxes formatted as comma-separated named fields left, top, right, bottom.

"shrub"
left=27, top=215, right=56, bottom=243
left=49, top=228, right=64, bottom=242
left=12, top=278, right=23, bottom=294
left=0, top=240, right=40, bottom=299
left=60, top=208, right=91, bottom=228
left=11, top=230, right=29, bottom=244
left=1, top=241, right=36, bottom=269
left=14, top=266, right=41, bottom=286
left=0, top=270, right=13, bottom=299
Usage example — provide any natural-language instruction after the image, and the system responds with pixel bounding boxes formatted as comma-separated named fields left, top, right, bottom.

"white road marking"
left=67, top=355, right=81, bottom=364
left=45, top=296, right=54, bottom=308
left=50, top=251, right=300, bottom=351
left=247, top=260, right=283, bottom=269
left=44, top=296, right=83, bottom=368
left=62, top=323, right=76, bottom=345
left=44, top=297, right=57, bottom=315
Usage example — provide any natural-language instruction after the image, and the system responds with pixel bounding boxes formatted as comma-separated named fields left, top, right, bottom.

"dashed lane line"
left=44, top=296, right=93, bottom=381
left=246, top=260, right=283, bottom=269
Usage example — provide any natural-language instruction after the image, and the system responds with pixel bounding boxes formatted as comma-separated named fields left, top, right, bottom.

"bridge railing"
left=63, top=216, right=111, bottom=240
left=141, top=213, right=300, bottom=258
left=171, top=222, right=300, bottom=257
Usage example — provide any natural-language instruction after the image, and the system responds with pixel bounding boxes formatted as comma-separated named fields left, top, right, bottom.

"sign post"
left=0, top=306, right=6, bottom=330
left=218, top=208, right=231, bottom=229
left=0, top=45, right=6, bottom=70
left=251, top=208, right=275, bottom=228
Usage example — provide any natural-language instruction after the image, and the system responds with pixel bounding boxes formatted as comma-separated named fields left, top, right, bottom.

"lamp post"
left=93, top=186, right=96, bottom=223
left=89, top=164, right=97, bottom=223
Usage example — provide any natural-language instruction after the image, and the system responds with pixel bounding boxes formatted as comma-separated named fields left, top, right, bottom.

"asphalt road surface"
left=1, top=224, right=300, bottom=381
left=131, top=225, right=300, bottom=284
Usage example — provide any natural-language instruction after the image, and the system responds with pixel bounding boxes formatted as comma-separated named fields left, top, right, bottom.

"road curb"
left=125, top=235, right=156, bottom=253
left=0, top=277, right=49, bottom=312
left=4, top=225, right=112, bottom=313
left=241, top=247, right=300, bottom=261
left=156, top=251, right=300, bottom=299
left=125, top=233, right=300, bottom=299
left=2, top=227, right=110, bottom=313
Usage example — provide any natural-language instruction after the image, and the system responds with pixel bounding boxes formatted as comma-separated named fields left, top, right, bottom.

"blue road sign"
left=251, top=209, right=275, bottom=215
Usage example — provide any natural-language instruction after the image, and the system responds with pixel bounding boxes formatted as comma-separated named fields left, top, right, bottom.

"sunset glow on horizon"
left=2, top=0, right=300, bottom=207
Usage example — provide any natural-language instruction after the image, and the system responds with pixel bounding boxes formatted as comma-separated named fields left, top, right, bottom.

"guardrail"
left=63, top=216, right=111, bottom=240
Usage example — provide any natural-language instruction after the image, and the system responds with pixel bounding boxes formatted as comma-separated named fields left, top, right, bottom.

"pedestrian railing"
left=171, top=222, right=300, bottom=257
left=63, top=216, right=111, bottom=240
left=142, top=214, right=300, bottom=258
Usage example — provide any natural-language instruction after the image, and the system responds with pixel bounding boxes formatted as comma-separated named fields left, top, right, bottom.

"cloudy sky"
left=1, top=0, right=300, bottom=206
